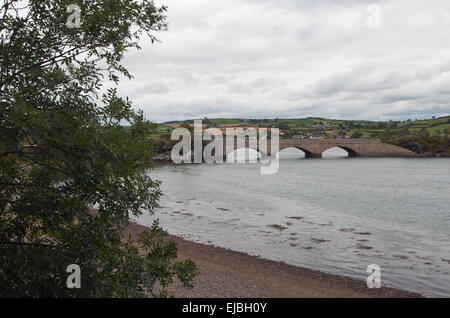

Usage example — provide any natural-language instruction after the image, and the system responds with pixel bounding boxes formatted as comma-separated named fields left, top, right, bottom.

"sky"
left=116, top=0, right=450, bottom=123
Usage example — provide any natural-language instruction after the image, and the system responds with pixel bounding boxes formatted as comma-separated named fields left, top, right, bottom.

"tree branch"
left=0, top=240, right=56, bottom=248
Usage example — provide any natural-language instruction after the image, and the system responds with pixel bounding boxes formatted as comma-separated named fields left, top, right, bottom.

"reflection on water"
left=134, top=158, right=450, bottom=297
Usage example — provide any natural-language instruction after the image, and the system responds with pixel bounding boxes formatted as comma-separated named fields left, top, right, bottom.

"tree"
left=351, top=131, right=363, bottom=138
left=0, top=0, right=196, bottom=297
left=203, top=116, right=211, bottom=126
left=389, top=136, right=424, bottom=154
left=419, top=128, right=430, bottom=137
left=276, top=123, right=290, bottom=130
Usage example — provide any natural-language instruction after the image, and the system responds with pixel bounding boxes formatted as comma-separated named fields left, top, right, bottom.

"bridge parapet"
left=222, top=138, right=416, bottom=158
left=280, top=138, right=381, bottom=147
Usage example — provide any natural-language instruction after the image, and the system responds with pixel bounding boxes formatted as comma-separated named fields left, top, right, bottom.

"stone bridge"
left=224, top=138, right=417, bottom=158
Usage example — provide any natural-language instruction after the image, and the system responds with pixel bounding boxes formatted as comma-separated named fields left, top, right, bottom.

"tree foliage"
left=385, top=135, right=450, bottom=154
left=0, top=0, right=197, bottom=297
left=350, top=131, right=363, bottom=138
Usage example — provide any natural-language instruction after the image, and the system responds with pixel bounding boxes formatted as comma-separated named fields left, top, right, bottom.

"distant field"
left=208, top=118, right=244, bottom=125
left=152, top=115, right=450, bottom=140
left=427, top=123, right=450, bottom=135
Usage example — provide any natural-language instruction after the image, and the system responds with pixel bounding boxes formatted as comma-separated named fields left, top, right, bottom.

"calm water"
left=135, top=154, right=450, bottom=297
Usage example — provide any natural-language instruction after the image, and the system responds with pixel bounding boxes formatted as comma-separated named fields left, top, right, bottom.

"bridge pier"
left=308, top=153, right=322, bottom=158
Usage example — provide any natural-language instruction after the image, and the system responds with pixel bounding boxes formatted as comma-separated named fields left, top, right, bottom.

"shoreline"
left=124, top=221, right=422, bottom=298
left=152, top=153, right=450, bottom=162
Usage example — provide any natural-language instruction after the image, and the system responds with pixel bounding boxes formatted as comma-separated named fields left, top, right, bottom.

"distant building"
left=310, top=134, right=326, bottom=139
left=292, top=135, right=305, bottom=139
left=312, top=122, right=331, bottom=129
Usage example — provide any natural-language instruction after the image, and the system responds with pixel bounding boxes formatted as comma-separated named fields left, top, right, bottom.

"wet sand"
left=123, top=221, right=422, bottom=298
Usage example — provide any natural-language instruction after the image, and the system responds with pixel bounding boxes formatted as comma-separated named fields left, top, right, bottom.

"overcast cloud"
left=116, top=0, right=450, bottom=122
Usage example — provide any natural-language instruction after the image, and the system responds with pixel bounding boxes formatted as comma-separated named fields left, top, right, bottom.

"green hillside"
left=160, top=116, right=450, bottom=136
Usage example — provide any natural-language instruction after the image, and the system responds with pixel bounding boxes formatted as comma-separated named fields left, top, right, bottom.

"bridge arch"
left=278, top=146, right=314, bottom=158
left=322, top=145, right=358, bottom=158
left=276, top=147, right=307, bottom=159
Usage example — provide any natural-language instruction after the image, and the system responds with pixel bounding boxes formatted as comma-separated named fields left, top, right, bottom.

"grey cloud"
left=116, top=0, right=450, bottom=122
left=132, top=82, right=170, bottom=95
left=228, top=78, right=278, bottom=94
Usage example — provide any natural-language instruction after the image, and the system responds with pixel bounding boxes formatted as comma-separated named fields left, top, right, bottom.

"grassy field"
left=155, top=116, right=450, bottom=138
